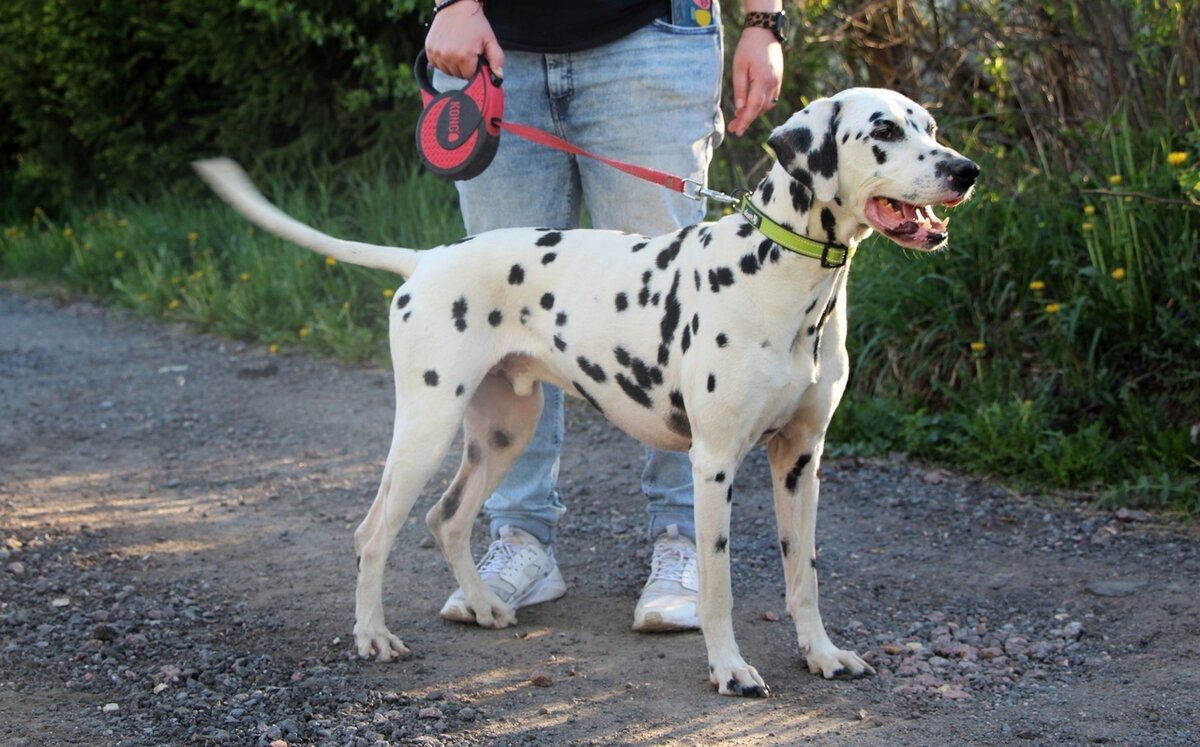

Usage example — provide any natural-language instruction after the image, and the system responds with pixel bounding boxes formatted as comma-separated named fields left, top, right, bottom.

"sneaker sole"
left=632, top=610, right=701, bottom=633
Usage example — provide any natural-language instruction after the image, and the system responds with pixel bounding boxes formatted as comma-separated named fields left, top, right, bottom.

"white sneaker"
left=632, top=524, right=700, bottom=632
left=440, top=526, right=566, bottom=623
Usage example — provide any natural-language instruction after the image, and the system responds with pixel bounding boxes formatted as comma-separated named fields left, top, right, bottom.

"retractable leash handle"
left=413, top=50, right=505, bottom=180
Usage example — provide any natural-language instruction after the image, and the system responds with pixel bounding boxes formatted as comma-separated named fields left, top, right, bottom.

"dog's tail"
left=193, top=158, right=421, bottom=277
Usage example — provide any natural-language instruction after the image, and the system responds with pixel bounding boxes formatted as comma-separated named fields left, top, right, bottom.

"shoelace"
left=477, top=540, right=519, bottom=575
left=649, top=543, right=697, bottom=586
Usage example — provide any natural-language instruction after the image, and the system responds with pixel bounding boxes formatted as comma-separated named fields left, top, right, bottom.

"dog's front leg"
left=691, top=442, right=768, bottom=697
left=767, top=420, right=874, bottom=680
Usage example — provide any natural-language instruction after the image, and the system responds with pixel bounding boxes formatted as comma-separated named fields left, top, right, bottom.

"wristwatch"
left=743, top=11, right=788, bottom=47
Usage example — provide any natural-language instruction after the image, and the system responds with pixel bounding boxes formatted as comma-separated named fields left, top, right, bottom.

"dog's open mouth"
left=865, top=197, right=955, bottom=249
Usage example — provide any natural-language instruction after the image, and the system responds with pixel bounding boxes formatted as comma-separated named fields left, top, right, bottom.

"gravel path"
left=2, top=284, right=1198, bottom=746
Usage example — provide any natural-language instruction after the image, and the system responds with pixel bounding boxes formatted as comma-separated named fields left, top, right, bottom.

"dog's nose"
left=947, top=159, right=980, bottom=191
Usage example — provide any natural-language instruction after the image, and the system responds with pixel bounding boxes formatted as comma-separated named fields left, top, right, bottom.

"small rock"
left=760, top=611, right=780, bottom=622
left=529, top=670, right=554, bottom=687
left=881, top=643, right=904, bottom=655
left=6, top=561, right=24, bottom=575
left=1115, top=508, right=1153, bottom=523
left=101, top=703, right=120, bottom=713
left=236, top=362, right=280, bottom=380
left=153, top=683, right=169, bottom=694
left=1086, top=580, right=1144, bottom=597
left=92, top=624, right=118, bottom=641
left=418, top=707, right=444, bottom=719
left=458, top=707, right=476, bottom=722
left=50, top=596, right=71, bottom=608
left=269, top=741, right=289, bottom=747
left=418, top=535, right=435, bottom=549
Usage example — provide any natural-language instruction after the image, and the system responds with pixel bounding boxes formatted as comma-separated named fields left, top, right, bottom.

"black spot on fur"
left=467, top=441, right=481, bottom=463
left=666, top=411, right=691, bottom=439
left=707, top=267, right=735, bottom=292
left=760, top=179, right=775, bottom=205
left=508, top=264, right=525, bottom=285
left=707, top=373, right=716, bottom=392
left=820, top=208, right=838, bottom=245
left=700, top=227, right=715, bottom=247
left=553, top=334, right=567, bottom=352
left=615, top=373, right=653, bottom=408
left=492, top=430, right=512, bottom=449
left=808, top=121, right=839, bottom=180
left=785, top=453, right=813, bottom=493
left=541, top=251, right=558, bottom=264
left=423, top=370, right=439, bottom=386
left=780, top=539, right=790, bottom=557
left=396, top=293, right=411, bottom=309
left=441, top=484, right=462, bottom=521
left=540, top=292, right=555, bottom=310
left=811, top=557, right=818, bottom=569
left=737, top=222, right=755, bottom=238
left=790, top=172, right=814, bottom=214
left=555, top=311, right=568, bottom=326
left=573, top=381, right=603, bottom=412
left=715, top=535, right=728, bottom=553
left=659, top=270, right=682, bottom=357
left=715, top=471, right=726, bottom=483
left=805, top=298, right=819, bottom=315
left=402, top=311, right=412, bottom=322
left=631, top=241, right=648, bottom=253
left=869, top=111, right=884, bottom=122
left=520, top=307, right=531, bottom=325
left=691, top=314, right=700, bottom=334
left=716, top=333, right=728, bottom=348
left=694, top=270, right=702, bottom=291
left=669, top=389, right=686, bottom=410
left=451, top=296, right=468, bottom=331
left=615, top=292, right=629, bottom=311
left=577, top=356, right=607, bottom=383
left=536, top=231, right=563, bottom=247
left=488, top=309, right=503, bottom=327
left=727, top=485, right=733, bottom=503
left=872, top=145, right=888, bottom=165
left=638, top=288, right=651, bottom=307
left=681, top=324, right=691, bottom=354
left=740, top=252, right=760, bottom=275
left=455, top=384, right=465, bottom=396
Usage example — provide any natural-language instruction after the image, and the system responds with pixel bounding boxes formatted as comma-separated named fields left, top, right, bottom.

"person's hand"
left=728, top=26, right=783, bottom=136
left=425, top=0, right=506, bottom=80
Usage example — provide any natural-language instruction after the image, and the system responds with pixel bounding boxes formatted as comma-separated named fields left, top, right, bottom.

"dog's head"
left=767, top=88, right=978, bottom=251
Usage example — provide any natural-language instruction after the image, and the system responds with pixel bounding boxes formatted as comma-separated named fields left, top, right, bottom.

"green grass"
left=2, top=132, right=1197, bottom=515
left=1, top=157, right=462, bottom=366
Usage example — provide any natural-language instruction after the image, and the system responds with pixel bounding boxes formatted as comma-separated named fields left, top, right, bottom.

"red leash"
left=497, top=121, right=692, bottom=195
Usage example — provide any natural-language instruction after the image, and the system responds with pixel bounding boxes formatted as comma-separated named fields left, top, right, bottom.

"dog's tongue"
left=866, top=197, right=947, bottom=244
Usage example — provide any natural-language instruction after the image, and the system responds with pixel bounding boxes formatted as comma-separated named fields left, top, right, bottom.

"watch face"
left=775, top=12, right=789, bottom=42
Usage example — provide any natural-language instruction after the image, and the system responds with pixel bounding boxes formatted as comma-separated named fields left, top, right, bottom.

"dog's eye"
left=871, top=122, right=902, bottom=142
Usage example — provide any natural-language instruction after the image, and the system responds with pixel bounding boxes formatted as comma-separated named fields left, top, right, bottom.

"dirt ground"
left=2, top=283, right=1198, bottom=747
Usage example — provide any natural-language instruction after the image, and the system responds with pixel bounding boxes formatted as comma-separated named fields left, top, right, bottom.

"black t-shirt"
left=485, top=0, right=671, bottom=53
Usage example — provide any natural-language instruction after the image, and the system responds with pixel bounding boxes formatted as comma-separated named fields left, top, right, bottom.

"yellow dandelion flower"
left=82, top=242, right=93, bottom=252
left=1082, top=222, right=1094, bottom=232
left=171, top=275, right=182, bottom=285
left=325, top=256, right=337, bottom=267
left=383, top=288, right=394, bottom=298
left=240, top=272, right=251, bottom=282
left=187, top=231, right=199, bottom=243
left=1029, top=280, right=1046, bottom=292
left=168, top=299, right=181, bottom=310
left=114, top=251, right=125, bottom=260
left=1167, top=152, right=1188, bottom=167
left=62, top=227, right=74, bottom=238
left=1108, top=174, right=1122, bottom=186
left=299, top=326, right=310, bottom=338
left=1111, top=267, right=1126, bottom=281
left=33, top=206, right=44, bottom=217
left=4, top=226, right=18, bottom=238
left=117, top=218, right=128, bottom=228
left=970, top=341, right=987, bottom=353
left=1045, top=303, right=1061, bottom=314
left=1083, top=205, right=1095, bottom=215
left=1022, top=400, right=1033, bottom=408
left=269, top=343, right=279, bottom=354
left=342, top=301, right=351, bottom=312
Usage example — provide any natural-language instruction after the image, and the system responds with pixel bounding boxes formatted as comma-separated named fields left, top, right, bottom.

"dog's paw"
left=804, top=644, right=875, bottom=679
left=709, top=660, right=770, bottom=698
left=440, top=590, right=518, bottom=629
left=353, top=626, right=411, bottom=662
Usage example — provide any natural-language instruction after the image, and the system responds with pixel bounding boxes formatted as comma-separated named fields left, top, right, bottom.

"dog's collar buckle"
left=737, top=195, right=854, bottom=268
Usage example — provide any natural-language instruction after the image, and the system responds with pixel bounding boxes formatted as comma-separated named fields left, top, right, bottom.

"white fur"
left=194, top=87, right=977, bottom=697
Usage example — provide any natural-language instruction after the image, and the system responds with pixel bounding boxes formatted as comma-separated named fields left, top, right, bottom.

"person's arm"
left=424, top=0, right=506, bottom=79
left=728, top=1, right=785, bottom=136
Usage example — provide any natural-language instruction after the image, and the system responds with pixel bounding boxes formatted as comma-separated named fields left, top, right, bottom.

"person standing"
left=424, top=0, right=786, bottom=631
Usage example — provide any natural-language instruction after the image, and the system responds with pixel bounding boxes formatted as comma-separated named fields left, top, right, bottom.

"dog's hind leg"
left=353, top=398, right=466, bottom=662
left=425, top=374, right=544, bottom=629
left=767, top=410, right=874, bottom=680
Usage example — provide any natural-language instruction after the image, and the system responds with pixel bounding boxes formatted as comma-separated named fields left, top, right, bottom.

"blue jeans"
left=436, top=14, right=724, bottom=547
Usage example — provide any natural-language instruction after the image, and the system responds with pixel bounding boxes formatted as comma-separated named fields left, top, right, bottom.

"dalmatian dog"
left=195, top=87, right=978, bottom=697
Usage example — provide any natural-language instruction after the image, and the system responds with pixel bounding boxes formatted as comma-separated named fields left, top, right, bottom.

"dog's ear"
left=767, top=97, right=841, bottom=204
